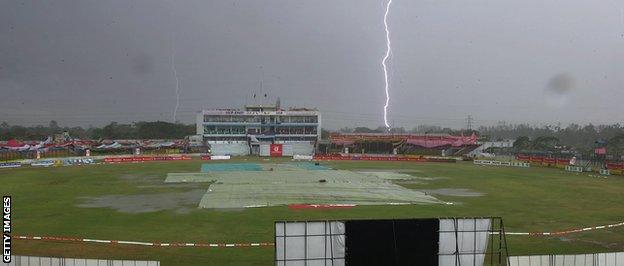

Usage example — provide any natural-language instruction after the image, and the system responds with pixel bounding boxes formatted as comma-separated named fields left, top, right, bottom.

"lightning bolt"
left=382, top=0, right=393, bottom=129
left=171, top=44, right=181, bottom=123
left=167, top=0, right=182, bottom=123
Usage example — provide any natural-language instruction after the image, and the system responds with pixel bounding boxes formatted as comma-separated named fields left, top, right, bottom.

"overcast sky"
left=1, top=0, right=622, bottom=129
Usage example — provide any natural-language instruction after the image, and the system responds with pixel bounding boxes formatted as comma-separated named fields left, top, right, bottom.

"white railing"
left=565, top=165, right=584, bottom=172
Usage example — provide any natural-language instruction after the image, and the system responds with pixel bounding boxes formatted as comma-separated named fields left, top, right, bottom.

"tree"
left=0, top=121, right=198, bottom=140
left=320, top=128, right=331, bottom=139
left=607, top=134, right=624, bottom=157
left=49, top=120, right=59, bottom=129
left=88, top=127, right=104, bottom=139
left=353, top=127, right=381, bottom=133
left=513, top=136, right=531, bottom=151
left=101, top=122, right=137, bottom=139
left=531, top=136, right=560, bottom=151
left=339, top=127, right=354, bottom=133
left=136, top=121, right=194, bottom=139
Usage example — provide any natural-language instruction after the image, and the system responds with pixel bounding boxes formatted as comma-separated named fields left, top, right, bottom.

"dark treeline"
left=338, top=123, right=624, bottom=155
left=0, top=121, right=195, bottom=140
left=478, top=123, right=624, bottom=155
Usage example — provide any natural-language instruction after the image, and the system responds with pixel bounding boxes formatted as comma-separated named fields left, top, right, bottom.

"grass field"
left=2, top=157, right=623, bottom=265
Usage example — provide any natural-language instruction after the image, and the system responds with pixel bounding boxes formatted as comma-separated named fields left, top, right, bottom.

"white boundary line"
left=16, top=221, right=624, bottom=248
left=497, top=221, right=624, bottom=236
left=16, top=235, right=274, bottom=248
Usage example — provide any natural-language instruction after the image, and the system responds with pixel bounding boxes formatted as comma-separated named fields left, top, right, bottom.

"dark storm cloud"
left=546, top=73, right=574, bottom=95
left=0, top=0, right=623, bottom=128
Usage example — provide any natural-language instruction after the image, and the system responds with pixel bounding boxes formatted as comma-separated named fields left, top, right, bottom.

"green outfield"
left=2, top=157, right=623, bottom=265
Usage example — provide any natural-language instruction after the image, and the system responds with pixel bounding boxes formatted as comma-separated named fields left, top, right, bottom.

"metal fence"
left=509, top=252, right=624, bottom=266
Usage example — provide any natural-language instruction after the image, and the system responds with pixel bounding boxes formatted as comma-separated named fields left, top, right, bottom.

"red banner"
left=543, top=158, right=556, bottom=164
left=606, top=162, right=624, bottom=170
left=530, top=156, right=545, bottom=163
left=556, top=159, right=569, bottom=165
left=270, top=144, right=282, bottom=157
left=313, top=154, right=454, bottom=163
left=104, top=155, right=191, bottom=163
left=517, top=155, right=582, bottom=166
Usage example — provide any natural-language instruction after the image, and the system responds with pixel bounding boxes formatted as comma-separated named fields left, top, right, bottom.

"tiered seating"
left=329, top=133, right=478, bottom=148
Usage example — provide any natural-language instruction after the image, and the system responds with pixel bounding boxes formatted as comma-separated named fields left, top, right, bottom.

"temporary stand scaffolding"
left=275, top=217, right=509, bottom=266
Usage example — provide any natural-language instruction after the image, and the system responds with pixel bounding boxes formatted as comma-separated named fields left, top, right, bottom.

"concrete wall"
left=209, top=142, right=250, bottom=156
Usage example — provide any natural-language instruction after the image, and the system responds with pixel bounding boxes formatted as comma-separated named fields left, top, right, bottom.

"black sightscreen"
left=345, top=219, right=439, bottom=266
